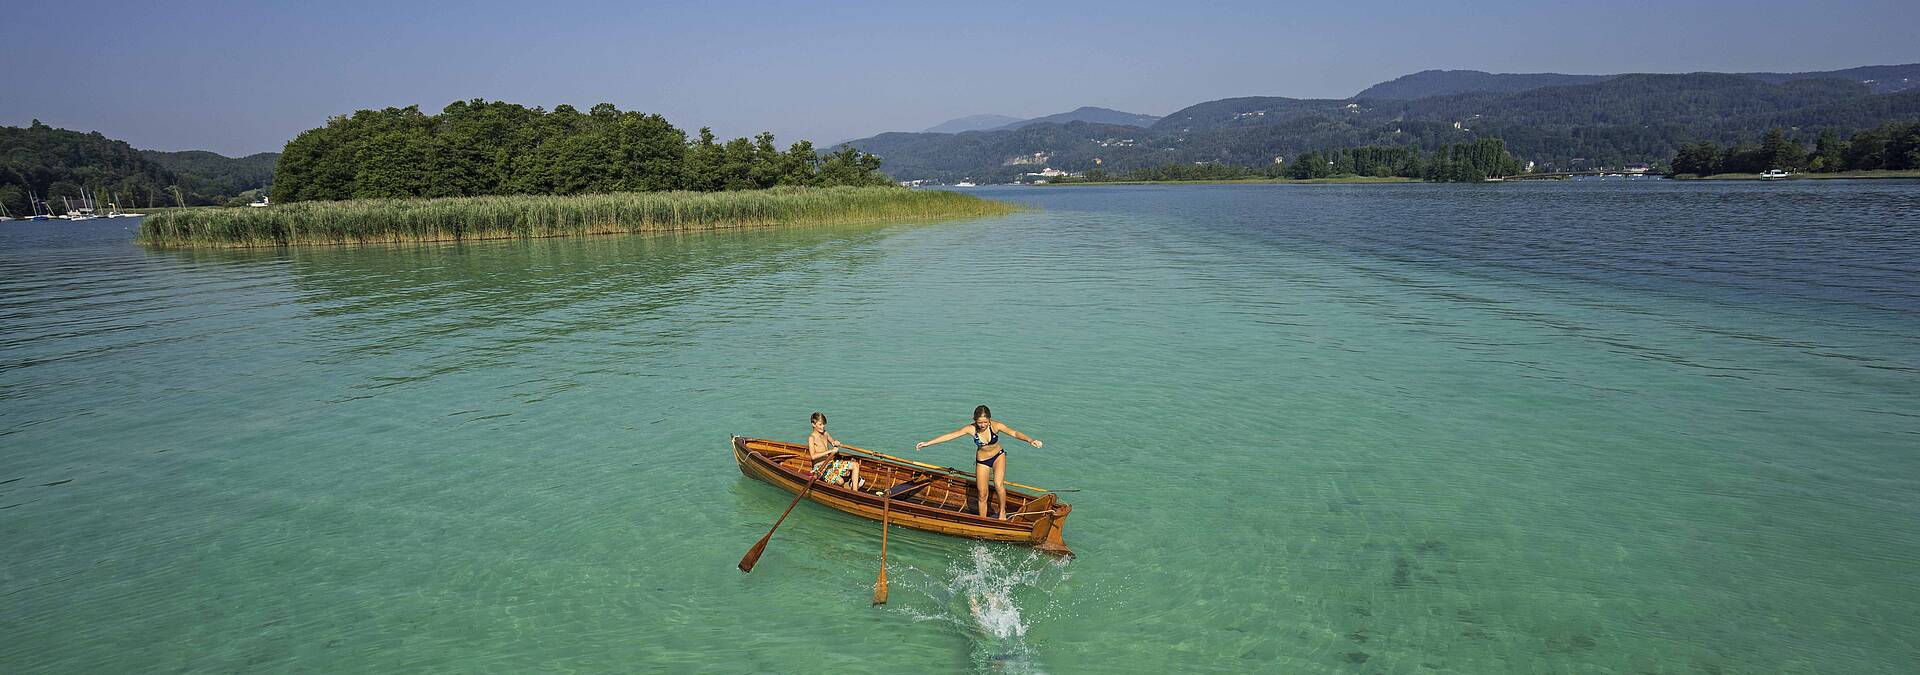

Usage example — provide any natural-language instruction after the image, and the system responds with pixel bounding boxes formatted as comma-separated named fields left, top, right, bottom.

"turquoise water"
left=3, top=181, right=1918, bottom=673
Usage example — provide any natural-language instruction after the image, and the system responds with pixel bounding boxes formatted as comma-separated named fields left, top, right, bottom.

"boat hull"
left=732, top=436, right=1072, bottom=556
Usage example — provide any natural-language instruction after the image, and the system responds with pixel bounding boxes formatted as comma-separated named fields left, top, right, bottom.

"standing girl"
left=916, top=405, right=1042, bottom=519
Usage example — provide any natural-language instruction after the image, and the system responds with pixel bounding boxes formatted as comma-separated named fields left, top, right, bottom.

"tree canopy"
left=271, top=100, right=891, bottom=203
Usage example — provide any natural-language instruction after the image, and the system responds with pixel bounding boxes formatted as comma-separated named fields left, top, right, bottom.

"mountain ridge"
left=924, top=114, right=1024, bottom=134
left=986, top=106, right=1160, bottom=131
left=841, top=65, right=1920, bottom=182
left=1355, top=63, right=1920, bottom=99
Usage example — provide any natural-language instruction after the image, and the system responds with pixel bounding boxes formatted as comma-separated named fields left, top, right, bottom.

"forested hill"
left=839, top=68, right=1920, bottom=182
left=141, top=150, right=280, bottom=202
left=1356, top=71, right=1609, bottom=100
left=924, top=114, right=1023, bottom=133
left=0, top=121, right=281, bottom=214
left=988, top=107, right=1160, bottom=131
left=1739, top=64, right=1920, bottom=93
left=2, top=122, right=178, bottom=215
left=1353, top=63, right=1920, bottom=100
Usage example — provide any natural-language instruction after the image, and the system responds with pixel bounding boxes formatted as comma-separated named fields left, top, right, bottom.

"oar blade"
left=738, top=534, right=771, bottom=572
left=738, top=463, right=821, bottom=574
left=873, top=568, right=888, bottom=605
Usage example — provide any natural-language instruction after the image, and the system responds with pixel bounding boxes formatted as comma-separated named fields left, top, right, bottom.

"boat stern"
left=1030, top=500, right=1074, bottom=558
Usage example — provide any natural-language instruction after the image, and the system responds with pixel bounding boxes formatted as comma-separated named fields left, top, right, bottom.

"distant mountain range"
left=922, top=107, right=1161, bottom=134
left=1356, top=64, right=1920, bottom=99
left=924, top=114, right=1024, bottom=134
left=844, top=63, right=1920, bottom=182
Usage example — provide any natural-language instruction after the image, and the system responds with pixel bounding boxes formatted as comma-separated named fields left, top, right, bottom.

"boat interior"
left=763, top=448, right=1046, bottom=521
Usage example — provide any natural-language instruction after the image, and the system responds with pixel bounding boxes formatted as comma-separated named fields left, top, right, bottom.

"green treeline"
left=272, top=100, right=891, bottom=203
left=1084, top=163, right=1285, bottom=182
left=1080, top=138, right=1520, bottom=183
left=1670, top=121, right=1920, bottom=175
left=1288, top=139, right=1520, bottom=181
left=2, top=121, right=176, bottom=216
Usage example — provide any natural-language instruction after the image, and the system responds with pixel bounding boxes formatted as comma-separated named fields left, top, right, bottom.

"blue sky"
left=6, top=0, right=1917, bottom=156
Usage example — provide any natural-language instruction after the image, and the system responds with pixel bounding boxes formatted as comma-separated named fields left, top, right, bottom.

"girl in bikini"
left=915, top=405, right=1042, bottom=519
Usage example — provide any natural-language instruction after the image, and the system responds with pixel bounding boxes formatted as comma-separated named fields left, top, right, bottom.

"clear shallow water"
left=2, top=181, right=1917, bottom=673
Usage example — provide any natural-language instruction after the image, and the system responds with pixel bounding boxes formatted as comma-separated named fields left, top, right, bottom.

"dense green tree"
left=1810, top=130, right=1844, bottom=172
left=1758, top=129, right=1807, bottom=171
left=1671, top=141, right=1722, bottom=175
left=268, top=100, right=889, bottom=203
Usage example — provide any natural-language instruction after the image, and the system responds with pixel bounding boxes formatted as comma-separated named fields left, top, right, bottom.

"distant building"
left=1020, top=167, right=1080, bottom=180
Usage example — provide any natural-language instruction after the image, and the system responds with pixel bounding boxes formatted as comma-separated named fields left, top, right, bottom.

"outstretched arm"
left=994, top=421, right=1042, bottom=448
left=916, top=426, right=971, bottom=450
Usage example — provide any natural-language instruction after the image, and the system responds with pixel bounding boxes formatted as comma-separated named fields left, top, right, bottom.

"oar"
left=871, top=478, right=933, bottom=605
left=873, top=487, right=892, bottom=605
left=738, top=461, right=825, bottom=573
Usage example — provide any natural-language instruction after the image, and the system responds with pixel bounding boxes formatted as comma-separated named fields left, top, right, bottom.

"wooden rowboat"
left=732, top=436, right=1073, bottom=556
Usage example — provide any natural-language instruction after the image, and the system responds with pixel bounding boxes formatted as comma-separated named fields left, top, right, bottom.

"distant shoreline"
left=1037, top=176, right=1421, bottom=187
left=1672, top=170, right=1920, bottom=181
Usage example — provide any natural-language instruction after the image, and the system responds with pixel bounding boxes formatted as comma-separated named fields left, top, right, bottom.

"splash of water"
left=890, top=544, right=1072, bottom=673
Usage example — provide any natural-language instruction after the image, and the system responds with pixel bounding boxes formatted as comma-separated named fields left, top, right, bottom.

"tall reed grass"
left=138, top=186, right=1015, bottom=248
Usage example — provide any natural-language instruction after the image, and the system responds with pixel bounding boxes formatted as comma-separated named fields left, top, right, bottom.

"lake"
left=3, top=180, right=1917, bottom=673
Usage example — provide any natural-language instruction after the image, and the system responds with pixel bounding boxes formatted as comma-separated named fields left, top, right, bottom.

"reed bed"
left=137, top=186, right=1015, bottom=248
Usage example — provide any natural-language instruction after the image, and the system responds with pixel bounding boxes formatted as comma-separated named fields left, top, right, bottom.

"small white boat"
left=1759, top=169, right=1792, bottom=179
left=954, top=181, right=977, bottom=187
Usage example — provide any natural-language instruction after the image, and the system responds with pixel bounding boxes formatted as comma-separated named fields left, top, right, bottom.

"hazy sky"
left=6, top=0, right=1917, bottom=156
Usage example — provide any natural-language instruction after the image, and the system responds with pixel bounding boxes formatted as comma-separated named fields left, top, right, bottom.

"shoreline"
left=1040, top=176, right=1421, bottom=186
left=1672, top=169, right=1920, bottom=181
left=136, top=186, right=1015, bottom=248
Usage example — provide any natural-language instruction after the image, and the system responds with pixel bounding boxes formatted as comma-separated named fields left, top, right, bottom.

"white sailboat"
left=25, top=190, right=54, bottom=221
left=104, top=197, right=142, bottom=218
left=62, top=196, right=97, bottom=221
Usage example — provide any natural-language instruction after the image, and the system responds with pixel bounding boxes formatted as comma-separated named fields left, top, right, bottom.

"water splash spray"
left=890, top=544, right=1072, bottom=673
